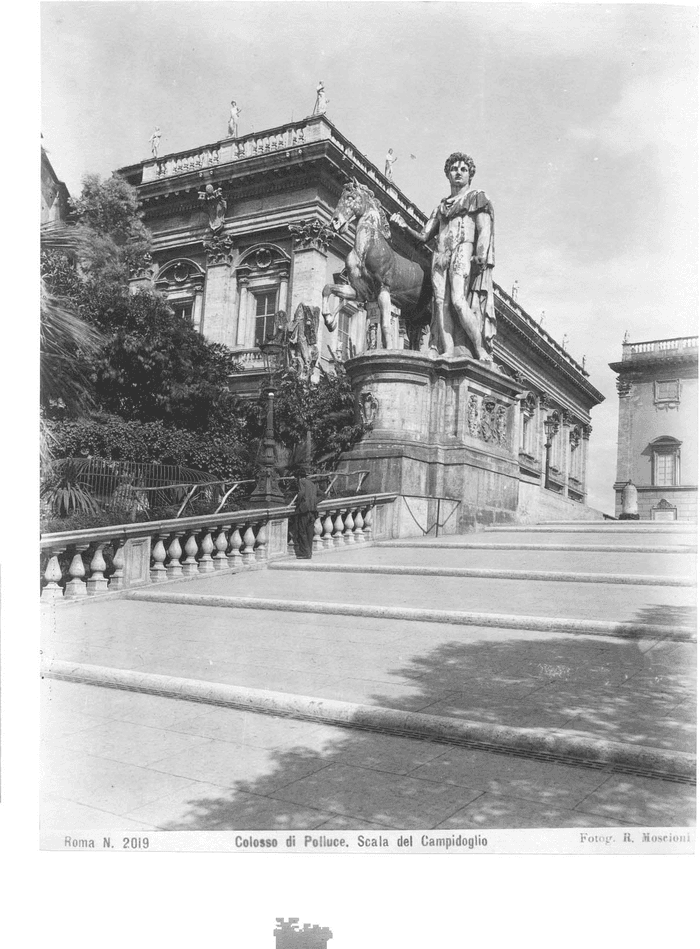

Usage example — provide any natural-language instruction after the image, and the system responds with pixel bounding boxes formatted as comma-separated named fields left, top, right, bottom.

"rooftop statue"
left=322, top=178, right=431, bottom=350
left=392, top=151, right=495, bottom=361
left=149, top=126, right=161, bottom=158
left=227, top=100, right=242, bottom=138
left=384, top=149, right=397, bottom=180
left=312, top=81, right=329, bottom=115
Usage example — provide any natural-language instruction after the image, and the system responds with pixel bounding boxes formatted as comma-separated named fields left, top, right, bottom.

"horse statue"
left=321, top=179, right=432, bottom=350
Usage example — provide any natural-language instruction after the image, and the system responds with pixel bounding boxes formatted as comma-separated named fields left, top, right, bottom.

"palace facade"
left=610, top=335, right=698, bottom=520
left=118, top=114, right=604, bottom=508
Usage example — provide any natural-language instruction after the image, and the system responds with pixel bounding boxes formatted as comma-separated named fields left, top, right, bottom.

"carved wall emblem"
left=128, top=252, right=154, bottom=280
left=203, top=234, right=233, bottom=266
left=495, top=405, right=508, bottom=446
left=467, top=395, right=480, bottom=437
left=480, top=399, right=496, bottom=442
left=359, top=391, right=379, bottom=425
left=198, top=184, right=227, bottom=233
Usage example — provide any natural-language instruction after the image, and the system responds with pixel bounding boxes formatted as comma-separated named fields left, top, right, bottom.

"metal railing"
left=400, top=494, right=462, bottom=538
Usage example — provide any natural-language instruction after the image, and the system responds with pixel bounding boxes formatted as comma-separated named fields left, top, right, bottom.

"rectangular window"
left=254, top=291, right=278, bottom=347
left=338, top=309, right=352, bottom=360
left=170, top=300, right=199, bottom=332
left=654, top=452, right=677, bottom=486
left=655, top=380, right=680, bottom=403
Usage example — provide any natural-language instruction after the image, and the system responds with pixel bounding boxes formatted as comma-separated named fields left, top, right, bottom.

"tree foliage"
left=70, top=172, right=151, bottom=284
left=243, top=360, right=368, bottom=473
left=48, top=415, right=250, bottom=481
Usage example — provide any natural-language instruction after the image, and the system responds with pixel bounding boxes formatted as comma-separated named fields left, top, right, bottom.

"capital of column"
left=289, top=218, right=333, bottom=252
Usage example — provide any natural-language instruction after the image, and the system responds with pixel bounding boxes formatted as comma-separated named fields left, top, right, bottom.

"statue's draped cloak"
left=432, top=188, right=496, bottom=352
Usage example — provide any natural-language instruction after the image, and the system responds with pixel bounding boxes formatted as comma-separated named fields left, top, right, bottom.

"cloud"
left=568, top=73, right=696, bottom=179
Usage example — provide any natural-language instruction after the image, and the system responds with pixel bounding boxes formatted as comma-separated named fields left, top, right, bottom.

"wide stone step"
left=42, top=596, right=697, bottom=776
left=315, top=544, right=696, bottom=578
left=378, top=539, right=697, bottom=554
left=43, top=659, right=696, bottom=782
left=142, top=567, right=696, bottom=631
left=485, top=526, right=697, bottom=540
left=270, top=561, right=694, bottom=587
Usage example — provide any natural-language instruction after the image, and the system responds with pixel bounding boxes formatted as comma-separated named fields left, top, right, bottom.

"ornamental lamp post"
left=249, top=388, right=287, bottom=507
left=543, top=414, right=559, bottom=491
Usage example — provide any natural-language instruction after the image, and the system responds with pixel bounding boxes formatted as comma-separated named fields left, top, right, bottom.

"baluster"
left=228, top=526, right=243, bottom=567
left=198, top=529, right=215, bottom=573
left=150, top=532, right=169, bottom=582
left=64, top=545, right=89, bottom=599
left=87, top=543, right=109, bottom=595
left=166, top=533, right=184, bottom=580
left=333, top=512, right=345, bottom=547
left=363, top=506, right=374, bottom=541
left=213, top=526, right=230, bottom=570
left=322, top=514, right=334, bottom=549
left=42, top=548, right=65, bottom=601
left=313, top=516, right=323, bottom=552
left=343, top=510, right=356, bottom=544
left=241, top=525, right=257, bottom=564
left=182, top=532, right=200, bottom=576
left=110, top=539, right=126, bottom=590
left=353, top=509, right=366, bottom=542
left=255, top=521, right=268, bottom=561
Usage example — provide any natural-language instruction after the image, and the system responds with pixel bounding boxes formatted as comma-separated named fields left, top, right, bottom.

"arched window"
left=234, top=244, right=291, bottom=350
left=155, top=259, right=205, bottom=333
left=650, top=436, right=681, bottom=486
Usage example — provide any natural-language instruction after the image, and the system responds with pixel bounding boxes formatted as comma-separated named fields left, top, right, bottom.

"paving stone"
left=409, top=747, right=611, bottom=807
left=43, top=751, right=199, bottom=816
left=147, top=740, right=332, bottom=793
left=123, top=782, right=332, bottom=831
left=42, top=794, right=158, bottom=831
left=267, top=762, right=485, bottom=829
left=327, top=732, right=449, bottom=776
left=172, top=706, right=347, bottom=752
left=574, top=775, right=697, bottom=826
left=435, top=793, right=640, bottom=829
left=60, top=720, right=215, bottom=768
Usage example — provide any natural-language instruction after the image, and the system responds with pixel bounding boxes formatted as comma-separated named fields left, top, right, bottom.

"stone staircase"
left=46, top=520, right=697, bottom=787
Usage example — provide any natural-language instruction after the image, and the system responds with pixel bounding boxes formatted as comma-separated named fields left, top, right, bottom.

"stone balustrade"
left=138, top=115, right=427, bottom=229
left=623, top=336, right=698, bottom=359
left=234, top=348, right=268, bottom=368
left=40, top=494, right=394, bottom=602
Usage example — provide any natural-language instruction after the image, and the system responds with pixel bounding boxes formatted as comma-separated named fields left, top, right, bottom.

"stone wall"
left=516, top=482, right=606, bottom=524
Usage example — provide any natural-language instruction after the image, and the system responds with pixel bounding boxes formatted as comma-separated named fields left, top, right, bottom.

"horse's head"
left=330, top=179, right=373, bottom=232
left=330, top=179, right=392, bottom=239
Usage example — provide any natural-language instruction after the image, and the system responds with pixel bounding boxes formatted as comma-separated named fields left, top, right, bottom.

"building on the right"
left=609, top=335, right=698, bottom=521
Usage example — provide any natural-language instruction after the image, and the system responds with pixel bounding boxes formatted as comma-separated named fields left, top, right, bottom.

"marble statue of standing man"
left=391, top=152, right=495, bottom=361
left=228, top=100, right=242, bottom=137
left=312, top=81, right=329, bottom=115
left=384, top=149, right=397, bottom=180
left=149, top=126, right=161, bottom=157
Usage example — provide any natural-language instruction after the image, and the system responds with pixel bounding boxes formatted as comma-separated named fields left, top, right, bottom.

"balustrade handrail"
left=40, top=492, right=397, bottom=551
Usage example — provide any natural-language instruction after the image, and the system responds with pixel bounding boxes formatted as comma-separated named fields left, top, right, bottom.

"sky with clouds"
left=39, top=1, right=698, bottom=513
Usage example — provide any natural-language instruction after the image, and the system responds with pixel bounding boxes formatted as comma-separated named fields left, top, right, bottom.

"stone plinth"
left=340, top=350, right=525, bottom=531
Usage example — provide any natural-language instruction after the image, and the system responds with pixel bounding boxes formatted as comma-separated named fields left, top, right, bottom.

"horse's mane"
left=343, top=181, right=392, bottom=240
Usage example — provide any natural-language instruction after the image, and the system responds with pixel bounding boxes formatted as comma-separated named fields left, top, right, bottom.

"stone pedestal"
left=340, top=350, right=524, bottom=531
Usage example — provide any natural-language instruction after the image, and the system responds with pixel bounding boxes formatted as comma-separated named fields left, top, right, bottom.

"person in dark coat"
left=293, top=469, right=318, bottom=559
